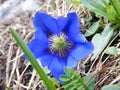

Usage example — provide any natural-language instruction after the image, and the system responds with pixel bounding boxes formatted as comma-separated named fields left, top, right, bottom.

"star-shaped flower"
left=25, top=12, right=94, bottom=82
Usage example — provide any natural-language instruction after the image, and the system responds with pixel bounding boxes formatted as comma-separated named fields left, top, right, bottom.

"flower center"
left=53, top=37, right=66, bottom=51
left=48, top=32, right=73, bottom=58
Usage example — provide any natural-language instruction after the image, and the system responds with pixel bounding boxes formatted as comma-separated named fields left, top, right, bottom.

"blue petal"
left=28, top=39, right=48, bottom=58
left=23, top=27, right=48, bottom=60
left=33, top=12, right=58, bottom=34
left=48, top=56, right=66, bottom=82
left=34, top=27, right=48, bottom=42
left=69, top=33, right=87, bottom=44
left=68, top=42, right=94, bottom=66
left=67, top=55, right=78, bottom=68
left=38, top=54, right=53, bottom=66
left=56, top=17, right=67, bottom=32
left=64, top=12, right=80, bottom=38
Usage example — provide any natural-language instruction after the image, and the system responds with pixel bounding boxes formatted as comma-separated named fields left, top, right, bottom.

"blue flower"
left=25, top=12, right=94, bottom=82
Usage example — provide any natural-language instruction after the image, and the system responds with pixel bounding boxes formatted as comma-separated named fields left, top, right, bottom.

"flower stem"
left=9, top=27, right=56, bottom=90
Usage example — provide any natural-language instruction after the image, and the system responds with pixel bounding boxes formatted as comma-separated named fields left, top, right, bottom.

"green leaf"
left=85, top=21, right=99, bottom=37
left=60, top=75, right=70, bottom=82
left=84, top=16, right=93, bottom=22
left=81, top=0, right=120, bottom=24
left=102, top=85, right=120, bottom=90
left=64, top=67, right=72, bottom=76
left=60, top=67, right=89, bottom=90
left=91, top=24, right=114, bottom=60
left=105, top=46, right=119, bottom=55
left=64, top=83, right=76, bottom=90
left=103, top=1, right=115, bottom=23
left=110, top=0, right=120, bottom=17
left=65, top=0, right=81, bottom=5
left=62, top=80, right=77, bottom=90
left=83, top=74, right=95, bottom=90
left=96, top=0, right=110, bottom=5
left=9, top=27, right=56, bottom=90
left=80, top=0, right=107, bottom=17
left=4, top=85, right=12, bottom=90
left=103, top=1, right=120, bottom=24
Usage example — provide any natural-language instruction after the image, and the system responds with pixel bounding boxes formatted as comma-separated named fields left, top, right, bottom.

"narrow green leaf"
left=103, top=1, right=115, bottom=22
left=63, top=81, right=75, bottom=90
left=65, top=84, right=76, bottom=90
left=65, top=0, right=81, bottom=5
left=104, top=0, right=120, bottom=24
left=60, top=75, right=70, bottom=82
left=92, top=0, right=110, bottom=6
left=85, top=21, right=99, bottom=37
left=102, top=85, right=120, bottom=90
left=110, top=0, right=120, bottom=17
left=9, top=27, right=56, bottom=90
left=70, top=1, right=80, bottom=5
